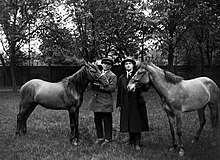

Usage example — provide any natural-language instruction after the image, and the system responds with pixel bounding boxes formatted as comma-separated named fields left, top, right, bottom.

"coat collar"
left=121, top=70, right=135, bottom=90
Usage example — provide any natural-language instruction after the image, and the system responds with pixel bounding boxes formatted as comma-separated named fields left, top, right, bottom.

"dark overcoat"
left=116, top=71, right=149, bottom=132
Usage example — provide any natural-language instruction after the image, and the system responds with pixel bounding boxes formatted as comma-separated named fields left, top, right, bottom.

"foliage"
left=0, top=0, right=51, bottom=61
left=38, top=22, right=79, bottom=65
left=146, top=0, right=220, bottom=69
left=1, top=0, right=220, bottom=88
left=64, top=0, right=146, bottom=62
left=0, top=0, right=54, bottom=90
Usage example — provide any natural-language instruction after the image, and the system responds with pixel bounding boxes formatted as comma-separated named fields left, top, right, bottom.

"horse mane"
left=163, top=70, right=183, bottom=84
left=146, top=62, right=183, bottom=84
left=61, top=65, right=86, bottom=91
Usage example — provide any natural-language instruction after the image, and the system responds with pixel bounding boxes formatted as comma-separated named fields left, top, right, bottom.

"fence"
left=0, top=65, right=220, bottom=86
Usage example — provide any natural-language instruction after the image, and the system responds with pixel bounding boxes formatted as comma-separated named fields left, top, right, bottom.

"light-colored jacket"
left=89, top=70, right=117, bottom=112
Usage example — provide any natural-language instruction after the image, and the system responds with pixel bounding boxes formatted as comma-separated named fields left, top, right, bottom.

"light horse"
left=16, top=61, right=109, bottom=145
left=127, top=62, right=219, bottom=156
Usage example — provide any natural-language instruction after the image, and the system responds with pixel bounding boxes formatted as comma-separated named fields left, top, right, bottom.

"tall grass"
left=0, top=89, right=218, bottom=160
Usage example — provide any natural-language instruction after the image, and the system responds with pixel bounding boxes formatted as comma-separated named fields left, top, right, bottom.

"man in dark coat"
left=116, top=57, right=149, bottom=151
left=89, top=58, right=117, bottom=146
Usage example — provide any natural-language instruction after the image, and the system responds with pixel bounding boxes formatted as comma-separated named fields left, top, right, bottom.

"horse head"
left=127, top=62, right=150, bottom=92
left=84, top=61, right=109, bottom=86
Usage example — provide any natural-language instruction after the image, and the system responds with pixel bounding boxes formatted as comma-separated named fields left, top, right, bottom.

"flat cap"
left=101, top=58, right=113, bottom=65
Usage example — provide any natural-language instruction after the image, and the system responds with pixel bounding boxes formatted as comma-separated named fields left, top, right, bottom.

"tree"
left=189, top=0, right=220, bottom=74
left=147, top=0, right=195, bottom=72
left=65, top=0, right=145, bottom=62
left=39, top=22, right=78, bottom=65
left=147, top=0, right=220, bottom=72
left=0, top=0, right=53, bottom=91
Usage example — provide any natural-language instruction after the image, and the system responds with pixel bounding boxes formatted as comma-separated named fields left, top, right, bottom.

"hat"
left=101, top=58, right=113, bottom=65
left=121, top=58, right=136, bottom=67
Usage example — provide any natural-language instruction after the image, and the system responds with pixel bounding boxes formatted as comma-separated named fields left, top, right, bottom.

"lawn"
left=0, top=88, right=219, bottom=160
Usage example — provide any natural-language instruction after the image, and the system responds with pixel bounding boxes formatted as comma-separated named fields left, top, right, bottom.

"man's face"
left=124, top=61, right=134, bottom=71
left=102, top=63, right=111, bottom=71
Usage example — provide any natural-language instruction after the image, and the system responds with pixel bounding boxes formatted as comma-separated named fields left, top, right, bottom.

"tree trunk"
left=167, top=42, right=175, bottom=73
left=199, top=44, right=204, bottom=76
left=10, top=42, right=17, bottom=92
left=90, top=15, right=96, bottom=61
left=141, top=31, right=145, bottom=62
left=10, top=64, right=17, bottom=92
left=48, top=63, right=52, bottom=81
left=0, top=54, right=11, bottom=85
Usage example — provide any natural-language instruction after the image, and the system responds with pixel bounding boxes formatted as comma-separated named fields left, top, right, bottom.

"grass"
left=0, top=88, right=219, bottom=160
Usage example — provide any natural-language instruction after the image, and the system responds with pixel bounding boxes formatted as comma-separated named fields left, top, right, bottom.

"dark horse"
left=127, top=62, right=219, bottom=156
left=16, top=62, right=109, bottom=145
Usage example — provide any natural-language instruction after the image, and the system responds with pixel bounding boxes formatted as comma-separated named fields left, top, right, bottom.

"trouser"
left=129, top=132, right=141, bottom=145
left=94, top=112, right=112, bottom=140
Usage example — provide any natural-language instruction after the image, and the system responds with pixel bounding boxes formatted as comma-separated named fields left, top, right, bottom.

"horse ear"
left=84, top=61, right=93, bottom=68
left=77, top=59, right=87, bottom=66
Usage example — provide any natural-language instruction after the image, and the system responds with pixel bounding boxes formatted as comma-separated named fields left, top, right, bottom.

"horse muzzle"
left=127, top=83, right=136, bottom=92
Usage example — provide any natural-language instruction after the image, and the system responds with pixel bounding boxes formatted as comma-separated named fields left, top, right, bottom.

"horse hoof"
left=179, top=148, right=184, bottom=157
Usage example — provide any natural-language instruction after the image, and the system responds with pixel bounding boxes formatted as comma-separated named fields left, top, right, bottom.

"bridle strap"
left=86, top=65, right=103, bottom=81
left=130, top=70, right=147, bottom=84
left=95, top=74, right=103, bottom=81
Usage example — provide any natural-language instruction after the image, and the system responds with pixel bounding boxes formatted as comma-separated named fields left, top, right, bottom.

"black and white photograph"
left=0, top=0, right=220, bottom=159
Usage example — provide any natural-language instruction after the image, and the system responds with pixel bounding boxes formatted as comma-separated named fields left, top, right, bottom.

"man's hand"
left=91, top=83, right=101, bottom=90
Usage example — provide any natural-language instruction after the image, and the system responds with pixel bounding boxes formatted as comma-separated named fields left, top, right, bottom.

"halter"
left=94, top=74, right=104, bottom=81
left=86, top=65, right=103, bottom=81
left=130, top=69, right=147, bottom=85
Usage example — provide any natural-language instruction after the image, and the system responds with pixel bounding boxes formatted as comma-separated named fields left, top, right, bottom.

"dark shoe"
left=135, top=145, right=141, bottom=151
left=100, top=139, right=110, bottom=146
left=94, top=138, right=104, bottom=145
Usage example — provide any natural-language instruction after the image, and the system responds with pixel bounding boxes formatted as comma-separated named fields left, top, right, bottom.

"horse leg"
left=22, top=102, right=37, bottom=133
left=68, top=107, right=78, bottom=146
left=16, top=100, right=37, bottom=135
left=208, top=103, right=218, bottom=146
left=165, top=109, right=177, bottom=150
left=74, top=107, right=79, bottom=143
left=192, top=107, right=206, bottom=143
left=16, top=101, right=26, bottom=135
left=176, top=113, right=184, bottom=156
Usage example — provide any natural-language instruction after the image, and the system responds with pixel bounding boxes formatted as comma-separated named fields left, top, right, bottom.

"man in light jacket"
left=89, top=58, right=117, bottom=146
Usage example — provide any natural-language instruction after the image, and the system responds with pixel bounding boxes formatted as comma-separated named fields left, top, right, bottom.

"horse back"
left=21, top=79, right=43, bottom=98
left=179, top=77, right=218, bottom=112
left=184, top=77, right=218, bottom=95
left=198, top=77, right=219, bottom=100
